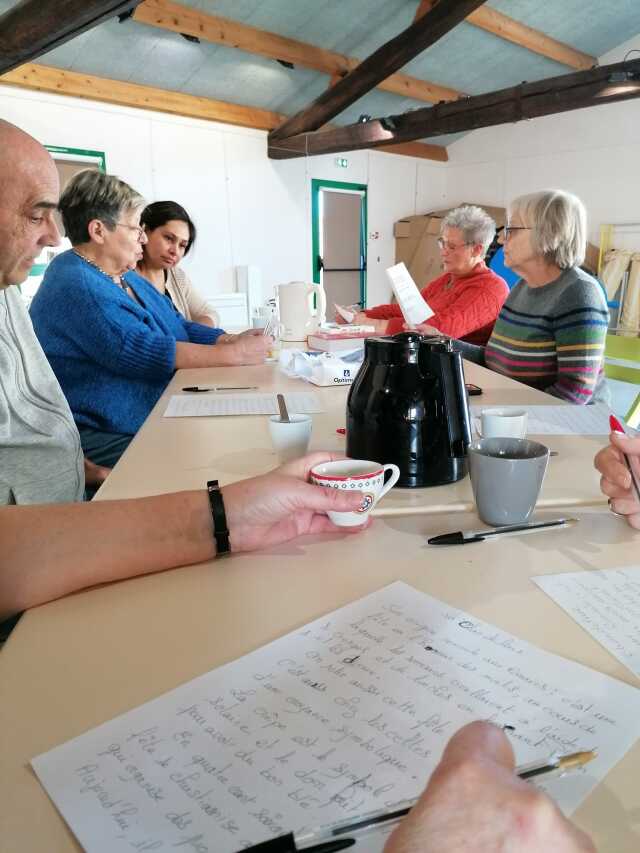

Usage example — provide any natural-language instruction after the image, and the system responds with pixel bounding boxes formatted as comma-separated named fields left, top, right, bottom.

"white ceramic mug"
left=480, top=408, right=528, bottom=439
left=309, top=459, right=400, bottom=527
left=268, top=414, right=312, bottom=462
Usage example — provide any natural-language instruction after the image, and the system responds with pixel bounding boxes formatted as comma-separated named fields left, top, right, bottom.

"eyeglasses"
left=503, top=226, right=532, bottom=239
left=437, top=238, right=471, bottom=251
left=115, top=222, right=145, bottom=240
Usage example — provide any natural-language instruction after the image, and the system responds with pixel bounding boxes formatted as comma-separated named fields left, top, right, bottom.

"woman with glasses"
left=137, top=200, right=219, bottom=327
left=416, top=190, right=609, bottom=404
left=30, top=170, right=271, bottom=469
left=336, top=205, right=509, bottom=345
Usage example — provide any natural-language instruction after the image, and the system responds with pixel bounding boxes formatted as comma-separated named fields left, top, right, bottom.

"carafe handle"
left=438, top=350, right=472, bottom=457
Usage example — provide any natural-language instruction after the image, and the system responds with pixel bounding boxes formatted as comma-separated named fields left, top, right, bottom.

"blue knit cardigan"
left=30, top=250, right=224, bottom=435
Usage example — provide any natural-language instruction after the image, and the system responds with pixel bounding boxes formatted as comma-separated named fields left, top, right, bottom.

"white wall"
left=444, top=35, right=640, bottom=249
left=0, top=84, right=447, bottom=307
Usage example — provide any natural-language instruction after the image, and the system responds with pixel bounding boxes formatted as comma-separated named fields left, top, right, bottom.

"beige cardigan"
left=165, top=267, right=220, bottom=326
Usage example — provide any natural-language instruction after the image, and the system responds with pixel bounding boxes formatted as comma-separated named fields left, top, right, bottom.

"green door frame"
left=45, top=145, right=107, bottom=173
left=311, top=179, right=367, bottom=306
left=25, top=146, right=107, bottom=278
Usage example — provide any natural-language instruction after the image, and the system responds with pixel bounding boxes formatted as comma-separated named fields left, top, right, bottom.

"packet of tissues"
left=279, top=349, right=363, bottom=386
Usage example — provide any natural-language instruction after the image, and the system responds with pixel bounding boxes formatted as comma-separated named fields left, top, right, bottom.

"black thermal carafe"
left=346, top=332, right=472, bottom=488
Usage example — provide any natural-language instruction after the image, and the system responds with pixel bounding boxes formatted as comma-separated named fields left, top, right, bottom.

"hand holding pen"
left=241, top=722, right=596, bottom=853
left=383, top=722, right=596, bottom=853
left=595, top=415, right=640, bottom=529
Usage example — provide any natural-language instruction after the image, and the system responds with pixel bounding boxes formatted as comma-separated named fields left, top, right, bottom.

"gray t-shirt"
left=0, top=286, right=84, bottom=504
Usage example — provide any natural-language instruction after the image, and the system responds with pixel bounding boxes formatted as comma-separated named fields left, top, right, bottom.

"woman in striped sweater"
left=421, top=190, right=609, bottom=404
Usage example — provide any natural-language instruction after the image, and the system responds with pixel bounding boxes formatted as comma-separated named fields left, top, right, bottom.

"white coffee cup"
left=480, top=408, right=528, bottom=439
left=309, top=458, right=400, bottom=527
left=268, top=414, right=312, bottom=462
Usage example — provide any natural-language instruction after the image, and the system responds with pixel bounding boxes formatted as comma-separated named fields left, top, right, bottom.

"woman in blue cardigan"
left=30, top=170, right=271, bottom=469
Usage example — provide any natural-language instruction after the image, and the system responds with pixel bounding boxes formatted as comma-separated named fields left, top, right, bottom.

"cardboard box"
left=394, top=203, right=506, bottom=287
left=583, top=241, right=600, bottom=276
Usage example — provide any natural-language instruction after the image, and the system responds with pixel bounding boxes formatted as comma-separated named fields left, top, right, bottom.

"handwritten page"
left=534, top=567, right=640, bottom=679
left=32, top=582, right=640, bottom=853
left=164, top=392, right=324, bottom=418
left=471, top=404, right=611, bottom=435
left=385, top=263, right=434, bottom=326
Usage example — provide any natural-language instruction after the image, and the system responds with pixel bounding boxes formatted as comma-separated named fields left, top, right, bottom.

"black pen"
left=428, top=517, right=578, bottom=545
left=238, top=833, right=354, bottom=852
left=182, top=385, right=258, bottom=392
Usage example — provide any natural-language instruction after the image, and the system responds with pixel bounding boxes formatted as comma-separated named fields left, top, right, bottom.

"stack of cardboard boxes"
left=393, top=203, right=600, bottom=286
left=393, top=203, right=506, bottom=286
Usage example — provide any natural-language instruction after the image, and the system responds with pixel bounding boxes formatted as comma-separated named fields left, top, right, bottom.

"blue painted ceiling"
left=2, top=0, right=640, bottom=147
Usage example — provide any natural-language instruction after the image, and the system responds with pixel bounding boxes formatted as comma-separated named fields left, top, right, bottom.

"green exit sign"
left=334, top=157, right=348, bottom=168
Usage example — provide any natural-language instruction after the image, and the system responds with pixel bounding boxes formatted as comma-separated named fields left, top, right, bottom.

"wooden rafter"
left=268, top=57, right=640, bottom=159
left=133, top=0, right=462, bottom=106
left=0, top=63, right=285, bottom=131
left=0, top=0, right=143, bottom=74
left=270, top=0, right=487, bottom=141
left=414, top=0, right=595, bottom=70
left=0, top=63, right=447, bottom=162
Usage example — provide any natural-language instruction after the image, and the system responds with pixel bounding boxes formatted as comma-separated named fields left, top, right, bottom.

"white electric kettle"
left=276, top=281, right=327, bottom=341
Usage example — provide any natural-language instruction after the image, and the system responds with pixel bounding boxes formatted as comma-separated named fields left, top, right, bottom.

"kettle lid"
left=364, top=331, right=452, bottom=364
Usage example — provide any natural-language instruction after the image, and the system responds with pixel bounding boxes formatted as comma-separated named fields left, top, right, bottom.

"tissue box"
left=307, top=356, right=360, bottom=386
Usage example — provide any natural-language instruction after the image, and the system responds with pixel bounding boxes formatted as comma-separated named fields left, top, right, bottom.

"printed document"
left=164, top=392, right=324, bottom=417
left=385, top=262, right=434, bottom=326
left=471, top=404, right=611, bottom=435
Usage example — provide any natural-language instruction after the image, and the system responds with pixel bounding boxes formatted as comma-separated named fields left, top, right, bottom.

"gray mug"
left=468, top=437, right=550, bottom=526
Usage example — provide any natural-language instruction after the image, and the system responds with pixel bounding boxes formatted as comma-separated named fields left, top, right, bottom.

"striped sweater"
left=458, top=267, right=609, bottom=404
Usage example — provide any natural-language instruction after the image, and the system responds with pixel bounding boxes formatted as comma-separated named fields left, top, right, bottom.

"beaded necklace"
left=73, top=249, right=128, bottom=291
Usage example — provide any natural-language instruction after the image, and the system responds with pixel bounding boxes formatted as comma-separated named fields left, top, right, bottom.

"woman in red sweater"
left=341, top=205, right=509, bottom=345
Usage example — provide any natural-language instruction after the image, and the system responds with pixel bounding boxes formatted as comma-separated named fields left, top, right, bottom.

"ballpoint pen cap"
left=609, top=414, right=626, bottom=434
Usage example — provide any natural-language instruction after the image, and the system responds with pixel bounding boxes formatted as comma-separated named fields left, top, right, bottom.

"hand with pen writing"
left=215, top=328, right=273, bottom=364
left=595, top=431, right=640, bottom=529
left=221, top=452, right=369, bottom=552
left=383, top=722, right=595, bottom=853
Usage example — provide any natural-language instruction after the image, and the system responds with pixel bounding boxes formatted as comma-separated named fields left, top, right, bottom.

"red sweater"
left=365, top=262, right=509, bottom=345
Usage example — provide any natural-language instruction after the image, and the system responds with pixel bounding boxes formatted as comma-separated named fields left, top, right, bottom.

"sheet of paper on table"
left=31, top=582, right=640, bottom=853
left=164, top=391, right=324, bottom=417
left=471, top=404, right=611, bottom=435
left=534, top=566, right=640, bottom=680
left=385, top=262, right=434, bottom=326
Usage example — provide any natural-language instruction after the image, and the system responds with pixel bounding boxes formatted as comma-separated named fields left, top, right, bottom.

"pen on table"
left=609, top=414, right=640, bottom=502
left=182, top=385, right=258, bottom=392
left=428, top=516, right=578, bottom=545
left=253, top=749, right=596, bottom=852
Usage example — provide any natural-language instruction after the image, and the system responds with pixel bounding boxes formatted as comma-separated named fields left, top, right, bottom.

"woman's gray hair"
left=508, top=189, right=586, bottom=269
left=441, top=205, right=496, bottom=253
left=59, top=169, right=145, bottom=246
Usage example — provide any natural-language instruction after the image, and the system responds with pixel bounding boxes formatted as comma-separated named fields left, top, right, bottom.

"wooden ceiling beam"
left=268, top=57, right=640, bottom=159
left=0, top=0, right=143, bottom=74
left=467, top=6, right=595, bottom=70
left=134, top=0, right=462, bottom=106
left=0, top=63, right=285, bottom=130
left=270, top=0, right=486, bottom=141
left=414, top=0, right=595, bottom=70
left=0, top=63, right=448, bottom=162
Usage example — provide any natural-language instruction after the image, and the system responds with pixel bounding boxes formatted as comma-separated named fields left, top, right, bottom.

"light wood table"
left=96, top=361, right=608, bottom=517
left=2, top=362, right=637, bottom=853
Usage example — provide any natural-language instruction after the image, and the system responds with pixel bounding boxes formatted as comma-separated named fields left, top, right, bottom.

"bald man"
left=0, top=119, right=367, bottom=621
left=0, top=120, right=85, bottom=504
left=0, top=122, right=594, bottom=853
